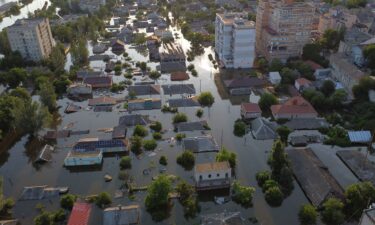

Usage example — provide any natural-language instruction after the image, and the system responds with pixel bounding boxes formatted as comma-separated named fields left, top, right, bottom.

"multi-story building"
left=6, top=18, right=55, bottom=61
left=318, top=6, right=357, bottom=35
left=215, top=13, right=256, bottom=69
left=255, top=0, right=315, bottom=62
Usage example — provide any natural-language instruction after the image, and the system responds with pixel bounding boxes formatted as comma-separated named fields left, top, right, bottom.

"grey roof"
left=103, top=205, right=140, bottom=225
left=176, top=121, right=209, bottom=132
left=251, top=118, right=277, bottom=140
left=19, top=186, right=60, bottom=200
left=168, top=98, right=200, bottom=107
left=77, top=70, right=104, bottom=79
left=182, top=136, right=219, bottom=153
left=118, top=114, right=150, bottom=126
left=128, top=85, right=161, bottom=96
left=283, top=118, right=329, bottom=130
left=287, top=147, right=344, bottom=207
left=162, top=84, right=196, bottom=95
left=112, top=126, right=127, bottom=139
left=35, top=145, right=54, bottom=163
left=201, top=211, right=244, bottom=225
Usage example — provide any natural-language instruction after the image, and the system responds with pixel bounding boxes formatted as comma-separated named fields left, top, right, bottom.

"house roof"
left=251, top=117, right=278, bottom=140
left=348, top=130, right=372, bottom=143
left=224, top=77, right=267, bottom=89
left=241, top=103, right=261, bottom=113
left=67, top=203, right=92, bottom=225
left=304, top=60, right=323, bottom=71
left=83, top=76, right=112, bottom=88
left=128, top=85, right=161, bottom=96
left=195, top=161, right=230, bottom=173
left=103, top=205, right=140, bottom=225
left=162, top=84, right=196, bottom=95
left=168, top=97, right=200, bottom=108
left=118, top=114, right=150, bottom=126
left=271, top=96, right=317, bottom=116
left=295, top=78, right=312, bottom=86
left=88, top=96, right=117, bottom=106
left=171, top=71, right=189, bottom=81
left=183, top=136, right=219, bottom=153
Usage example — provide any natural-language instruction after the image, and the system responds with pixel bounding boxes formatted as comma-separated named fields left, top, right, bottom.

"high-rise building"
left=6, top=18, right=55, bottom=61
left=255, top=0, right=315, bottom=62
left=215, top=13, right=256, bottom=69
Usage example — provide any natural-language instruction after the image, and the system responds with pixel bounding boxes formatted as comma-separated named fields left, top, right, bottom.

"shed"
left=348, top=131, right=372, bottom=143
left=171, top=71, right=189, bottom=81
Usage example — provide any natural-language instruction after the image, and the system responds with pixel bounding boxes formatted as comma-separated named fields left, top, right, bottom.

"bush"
left=150, top=121, right=162, bottom=132
left=198, top=92, right=214, bottom=107
left=143, top=139, right=157, bottom=151
left=196, top=109, right=204, bottom=118
left=177, top=151, right=195, bottom=170
left=145, top=175, right=172, bottom=211
left=120, top=156, right=132, bottom=169
left=153, top=132, right=162, bottom=140
left=130, top=136, right=143, bottom=154
left=231, top=181, right=256, bottom=207
left=299, top=204, right=317, bottom=225
left=262, top=179, right=279, bottom=193
left=265, top=186, right=283, bottom=207
left=159, top=156, right=168, bottom=165
left=118, top=171, right=129, bottom=180
left=259, top=93, right=278, bottom=111
left=187, top=64, right=195, bottom=71
left=60, top=194, right=77, bottom=210
left=191, top=69, right=198, bottom=77
left=175, top=133, right=186, bottom=141
left=133, top=125, right=148, bottom=137
left=233, top=119, right=246, bottom=137
left=95, top=192, right=112, bottom=208
left=173, top=113, right=188, bottom=123
left=321, top=198, right=345, bottom=225
left=216, top=148, right=236, bottom=169
left=176, top=181, right=199, bottom=218
left=255, top=171, right=271, bottom=187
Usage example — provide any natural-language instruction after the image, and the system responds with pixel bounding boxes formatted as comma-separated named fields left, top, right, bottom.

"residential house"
left=0, top=2, right=17, bottom=16
left=83, top=76, right=112, bottom=88
left=251, top=117, right=278, bottom=140
left=271, top=96, right=318, bottom=119
left=269, top=72, right=281, bottom=85
left=111, top=39, right=125, bottom=53
left=118, top=114, right=150, bottom=126
left=73, top=138, right=128, bottom=153
left=64, top=150, right=103, bottom=166
left=182, top=136, right=220, bottom=153
left=79, top=0, right=106, bottom=13
left=162, top=84, right=196, bottom=95
left=215, top=13, right=256, bottom=68
left=128, top=98, right=162, bottom=111
left=240, top=103, right=262, bottom=119
left=67, top=203, right=92, bottom=225
left=329, top=53, right=365, bottom=96
left=103, top=205, right=141, bottom=225
left=194, top=162, right=232, bottom=191
left=160, top=43, right=186, bottom=72
left=128, top=84, right=161, bottom=96
left=171, top=71, right=189, bottom=81
left=295, top=78, right=313, bottom=92
left=76, top=70, right=105, bottom=79
left=224, top=76, right=267, bottom=95
left=318, top=6, right=357, bottom=35
left=67, top=83, right=93, bottom=97
left=88, top=96, right=117, bottom=106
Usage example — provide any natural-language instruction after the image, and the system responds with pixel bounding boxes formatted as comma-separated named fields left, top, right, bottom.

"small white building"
left=194, top=161, right=231, bottom=191
left=64, top=150, right=103, bottom=166
left=269, top=72, right=281, bottom=85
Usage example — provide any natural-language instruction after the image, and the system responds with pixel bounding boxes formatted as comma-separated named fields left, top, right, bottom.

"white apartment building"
left=215, top=13, right=256, bottom=69
left=6, top=18, right=55, bottom=62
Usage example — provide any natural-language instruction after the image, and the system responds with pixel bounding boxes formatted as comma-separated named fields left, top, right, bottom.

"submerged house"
left=160, top=43, right=186, bottom=72
left=103, top=205, right=141, bottom=225
left=271, top=96, right=318, bottom=120
left=67, top=203, right=92, bottom=225
left=194, top=161, right=232, bottom=191
left=73, top=138, right=128, bottom=153
left=224, top=77, right=267, bottom=95
left=118, top=114, right=150, bottom=126
left=182, top=136, right=219, bottom=153
left=83, top=76, right=112, bottom=89
left=251, top=117, right=278, bottom=140
left=127, top=98, right=161, bottom=111
left=64, top=150, right=103, bottom=167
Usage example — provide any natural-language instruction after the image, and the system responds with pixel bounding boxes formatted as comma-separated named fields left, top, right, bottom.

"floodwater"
left=0, top=0, right=51, bottom=31
left=0, top=13, right=308, bottom=225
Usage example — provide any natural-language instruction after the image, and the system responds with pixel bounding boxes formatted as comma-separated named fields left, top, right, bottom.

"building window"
left=199, top=175, right=202, bottom=180
left=208, top=174, right=211, bottom=178
left=225, top=173, right=228, bottom=178
left=217, top=173, right=220, bottom=177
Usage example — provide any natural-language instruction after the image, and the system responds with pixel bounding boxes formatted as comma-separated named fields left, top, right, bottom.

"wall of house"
left=194, top=169, right=231, bottom=182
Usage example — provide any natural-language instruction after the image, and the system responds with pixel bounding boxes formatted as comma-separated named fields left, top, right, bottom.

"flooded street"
left=0, top=11, right=308, bottom=225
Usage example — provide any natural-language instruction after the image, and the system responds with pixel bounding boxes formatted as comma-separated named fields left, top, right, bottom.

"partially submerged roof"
left=201, top=211, right=244, bottom=225
left=251, top=118, right=278, bottom=140
left=168, top=97, right=200, bottom=108
left=118, top=114, right=150, bottom=126
left=128, top=84, right=161, bottom=96
left=171, top=71, right=189, bottom=81
left=287, top=147, right=344, bottom=207
left=35, top=145, right=54, bottom=163
left=348, top=131, right=372, bottom=143
left=224, top=77, right=266, bottom=89
left=88, top=96, right=117, bottom=106
left=241, top=103, right=261, bottom=113
left=162, top=84, right=196, bottom=95
left=20, top=186, right=60, bottom=200
left=176, top=121, right=209, bottom=132
left=103, top=205, right=140, bottom=225
left=67, top=202, right=92, bottom=225
left=283, top=118, right=329, bottom=130
left=112, top=126, right=127, bottom=139
left=83, top=76, right=112, bottom=88
left=182, top=136, right=219, bottom=153
left=195, top=161, right=230, bottom=173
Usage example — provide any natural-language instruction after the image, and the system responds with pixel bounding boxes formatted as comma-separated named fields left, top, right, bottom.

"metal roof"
left=348, top=131, right=372, bottom=143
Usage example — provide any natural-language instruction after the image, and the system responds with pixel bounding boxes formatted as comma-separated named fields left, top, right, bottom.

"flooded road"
left=0, top=21, right=308, bottom=225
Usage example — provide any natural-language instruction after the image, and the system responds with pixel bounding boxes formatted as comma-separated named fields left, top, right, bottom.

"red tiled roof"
left=304, top=60, right=323, bottom=71
left=271, top=96, right=317, bottom=115
left=88, top=96, right=117, bottom=106
left=67, top=202, right=91, bottom=225
left=295, top=78, right=312, bottom=86
left=241, top=103, right=261, bottom=113
left=171, top=71, right=189, bottom=81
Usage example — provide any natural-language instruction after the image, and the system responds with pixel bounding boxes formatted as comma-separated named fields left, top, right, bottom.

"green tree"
left=3, top=67, right=28, bottom=88
left=177, top=151, right=195, bottom=170
left=320, top=29, right=343, bottom=51
left=231, top=181, right=256, bottom=207
left=34, top=211, right=54, bottom=225
left=265, top=186, right=283, bottom=206
left=95, top=192, right=112, bottom=208
left=175, top=180, right=199, bottom=218
left=120, top=156, right=132, bottom=169
left=47, top=43, right=66, bottom=73
left=60, top=194, right=77, bottom=210
left=259, top=93, right=278, bottom=111
left=159, top=156, right=168, bottom=165
left=216, top=148, right=236, bottom=169
left=233, top=119, right=246, bottom=137
left=344, top=182, right=375, bottom=219
left=268, top=140, right=290, bottom=182
left=71, top=38, right=88, bottom=66
left=347, top=0, right=367, bottom=8
left=143, top=139, right=157, bottom=150
left=145, top=175, right=172, bottom=210
left=363, top=44, right=375, bottom=70
left=276, top=126, right=291, bottom=144
left=149, top=70, right=161, bottom=80
left=352, top=76, right=375, bottom=101
left=255, top=170, right=271, bottom=187
left=133, top=125, right=148, bottom=137
left=198, top=92, right=215, bottom=107
left=321, top=80, right=335, bottom=97
left=134, top=33, right=147, bottom=46
left=173, top=112, right=188, bottom=123
left=321, top=198, right=345, bottom=225
left=196, top=109, right=204, bottom=118
left=269, top=59, right=283, bottom=72
left=39, top=81, right=57, bottom=112
left=130, top=136, right=143, bottom=154
left=10, top=87, right=31, bottom=101
left=299, top=204, right=317, bottom=225
left=150, top=121, right=162, bottom=132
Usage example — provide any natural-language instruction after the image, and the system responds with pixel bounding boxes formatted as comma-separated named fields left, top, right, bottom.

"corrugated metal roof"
left=67, top=202, right=92, bottom=225
left=348, top=131, right=372, bottom=143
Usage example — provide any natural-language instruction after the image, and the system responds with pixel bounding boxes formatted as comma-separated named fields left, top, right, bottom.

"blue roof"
left=74, top=139, right=126, bottom=151
left=348, top=131, right=372, bottom=143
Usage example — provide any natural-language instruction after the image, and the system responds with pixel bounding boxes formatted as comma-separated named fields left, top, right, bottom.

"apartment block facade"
left=255, top=0, right=315, bottom=62
left=7, top=18, right=55, bottom=61
left=215, top=13, right=256, bottom=69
